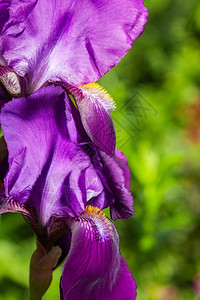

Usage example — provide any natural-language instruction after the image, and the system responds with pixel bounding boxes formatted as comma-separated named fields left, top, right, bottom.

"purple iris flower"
left=0, top=0, right=148, bottom=155
left=0, top=85, right=136, bottom=299
left=0, top=0, right=148, bottom=298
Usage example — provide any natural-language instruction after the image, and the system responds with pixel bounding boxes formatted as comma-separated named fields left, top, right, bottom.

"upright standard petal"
left=0, top=85, right=104, bottom=225
left=60, top=206, right=137, bottom=300
left=1, top=0, right=148, bottom=93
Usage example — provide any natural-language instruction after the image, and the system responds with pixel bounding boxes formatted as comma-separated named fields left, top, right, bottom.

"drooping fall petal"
left=1, top=0, right=148, bottom=93
left=60, top=206, right=137, bottom=300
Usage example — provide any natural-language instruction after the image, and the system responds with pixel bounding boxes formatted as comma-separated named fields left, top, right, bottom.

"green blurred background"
left=0, top=0, right=200, bottom=299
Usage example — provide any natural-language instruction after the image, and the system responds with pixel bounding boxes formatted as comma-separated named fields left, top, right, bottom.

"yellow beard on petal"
left=83, top=205, right=113, bottom=240
left=79, top=83, right=116, bottom=111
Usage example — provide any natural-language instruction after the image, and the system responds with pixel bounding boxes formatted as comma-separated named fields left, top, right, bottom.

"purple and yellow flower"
left=0, top=0, right=148, bottom=298
left=0, top=0, right=148, bottom=155
left=1, top=85, right=135, bottom=299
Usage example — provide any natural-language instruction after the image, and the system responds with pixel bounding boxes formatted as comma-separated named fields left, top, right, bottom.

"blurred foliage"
left=0, top=0, right=200, bottom=299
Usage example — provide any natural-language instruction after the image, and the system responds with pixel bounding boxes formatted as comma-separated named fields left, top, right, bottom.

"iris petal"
left=60, top=206, right=137, bottom=300
left=69, top=83, right=116, bottom=156
left=0, top=0, right=10, bottom=34
left=1, top=0, right=148, bottom=92
left=0, top=85, right=104, bottom=224
left=99, top=150, right=134, bottom=220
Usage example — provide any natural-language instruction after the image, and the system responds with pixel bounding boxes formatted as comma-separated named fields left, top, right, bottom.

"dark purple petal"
left=99, top=150, right=134, bottom=221
left=115, top=149, right=131, bottom=190
left=1, top=0, right=148, bottom=92
left=0, top=136, right=8, bottom=182
left=0, top=85, right=9, bottom=109
left=0, top=136, right=8, bottom=164
left=60, top=206, right=137, bottom=300
left=54, top=231, right=71, bottom=267
left=69, top=83, right=116, bottom=156
left=0, top=136, right=6, bottom=197
left=80, top=143, right=115, bottom=210
left=0, top=1, right=10, bottom=34
left=0, top=155, right=8, bottom=181
left=0, top=85, right=104, bottom=225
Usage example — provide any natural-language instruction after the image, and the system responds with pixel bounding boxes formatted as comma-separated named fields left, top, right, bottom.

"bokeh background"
left=0, top=0, right=200, bottom=299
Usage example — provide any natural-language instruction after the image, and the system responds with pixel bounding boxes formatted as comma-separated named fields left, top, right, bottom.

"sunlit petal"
left=60, top=206, right=137, bottom=300
left=0, top=85, right=104, bottom=224
left=69, top=83, right=116, bottom=156
left=1, top=0, right=148, bottom=92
